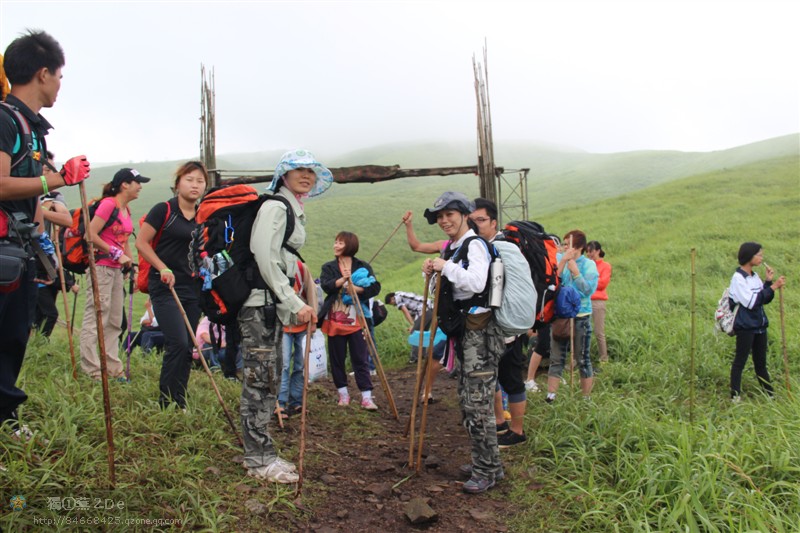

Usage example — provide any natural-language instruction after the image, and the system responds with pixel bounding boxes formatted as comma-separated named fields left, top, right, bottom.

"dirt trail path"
left=277, top=367, right=514, bottom=532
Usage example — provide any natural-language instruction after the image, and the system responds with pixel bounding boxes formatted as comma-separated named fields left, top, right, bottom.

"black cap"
left=112, top=168, right=151, bottom=188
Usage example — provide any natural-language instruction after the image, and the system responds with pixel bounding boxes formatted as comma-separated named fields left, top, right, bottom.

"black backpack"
left=502, top=221, right=561, bottom=327
left=190, top=184, right=301, bottom=324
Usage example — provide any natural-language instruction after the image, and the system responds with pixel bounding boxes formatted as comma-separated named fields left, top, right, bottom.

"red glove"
left=60, top=155, right=91, bottom=185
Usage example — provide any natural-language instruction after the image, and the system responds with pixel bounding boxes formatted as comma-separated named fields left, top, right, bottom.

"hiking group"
left=0, top=30, right=789, bottom=494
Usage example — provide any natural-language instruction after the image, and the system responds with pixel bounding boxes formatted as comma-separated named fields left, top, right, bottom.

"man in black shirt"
left=0, top=31, right=90, bottom=433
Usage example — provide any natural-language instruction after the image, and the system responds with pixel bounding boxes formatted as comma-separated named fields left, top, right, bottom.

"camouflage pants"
left=458, top=317, right=504, bottom=480
left=238, top=306, right=283, bottom=469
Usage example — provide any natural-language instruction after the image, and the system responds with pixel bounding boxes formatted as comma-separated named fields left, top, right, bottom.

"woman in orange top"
left=587, top=241, right=611, bottom=362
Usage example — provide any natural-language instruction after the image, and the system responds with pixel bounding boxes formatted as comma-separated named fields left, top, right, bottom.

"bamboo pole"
left=415, top=275, right=444, bottom=473
left=346, top=280, right=399, bottom=420
left=78, top=182, right=116, bottom=487
left=406, top=273, right=431, bottom=456
left=168, top=286, right=243, bottom=447
left=295, top=321, right=314, bottom=498
left=690, top=248, right=696, bottom=424
left=51, top=228, right=77, bottom=380
left=368, top=220, right=404, bottom=264
left=779, top=286, right=791, bottom=399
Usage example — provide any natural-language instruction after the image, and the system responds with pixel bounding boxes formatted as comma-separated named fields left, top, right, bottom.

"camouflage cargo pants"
left=458, top=317, right=504, bottom=480
left=239, top=305, right=284, bottom=469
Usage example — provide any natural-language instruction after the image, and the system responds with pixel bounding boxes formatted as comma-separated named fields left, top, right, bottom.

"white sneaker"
left=361, top=397, right=379, bottom=411
left=369, top=370, right=377, bottom=377
left=338, top=393, right=351, bottom=406
left=247, top=459, right=299, bottom=484
left=524, top=379, right=539, bottom=393
left=12, top=425, right=49, bottom=445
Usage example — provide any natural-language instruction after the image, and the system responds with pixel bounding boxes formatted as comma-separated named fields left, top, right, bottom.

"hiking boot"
left=247, top=459, right=299, bottom=484
left=524, top=379, right=539, bottom=393
left=463, top=476, right=496, bottom=494
left=498, top=430, right=527, bottom=449
left=496, top=421, right=510, bottom=435
left=361, top=397, right=378, bottom=411
left=338, top=393, right=351, bottom=406
left=459, top=464, right=504, bottom=481
left=545, top=393, right=556, bottom=404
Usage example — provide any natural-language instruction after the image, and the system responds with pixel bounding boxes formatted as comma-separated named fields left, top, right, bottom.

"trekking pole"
left=407, top=272, right=432, bottom=464
left=368, top=220, right=404, bottom=264
left=416, top=274, right=443, bottom=473
left=346, top=280, right=400, bottom=420
left=568, top=235, right=575, bottom=394
left=78, top=181, right=116, bottom=487
left=295, top=321, right=314, bottom=499
left=51, top=228, right=77, bottom=380
left=125, top=272, right=135, bottom=381
left=70, top=275, right=79, bottom=336
left=778, top=286, right=791, bottom=399
left=689, top=248, right=696, bottom=424
left=168, top=286, right=243, bottom=447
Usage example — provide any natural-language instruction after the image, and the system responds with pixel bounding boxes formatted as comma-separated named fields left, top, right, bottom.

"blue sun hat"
left=268, top=149, right=333, bottom=197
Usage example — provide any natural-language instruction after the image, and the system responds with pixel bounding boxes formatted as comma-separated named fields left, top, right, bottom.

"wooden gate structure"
left=199, top=49, right=529, bottom=223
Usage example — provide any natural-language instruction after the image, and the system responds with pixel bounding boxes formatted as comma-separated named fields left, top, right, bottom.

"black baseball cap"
left=112, top=168, right=151, bottom=188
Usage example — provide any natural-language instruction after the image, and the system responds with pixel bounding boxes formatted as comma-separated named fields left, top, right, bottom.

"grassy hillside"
left=2, top=147, right=797, bottom=530
left=58, top=134, right=798, bottom=223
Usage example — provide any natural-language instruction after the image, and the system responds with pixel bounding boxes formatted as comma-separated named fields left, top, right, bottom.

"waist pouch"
left=551, top=317, right=571, bottom=341
left=0, top=240, right=30, bottom=293
left=466, top=311, right=492, bottom=331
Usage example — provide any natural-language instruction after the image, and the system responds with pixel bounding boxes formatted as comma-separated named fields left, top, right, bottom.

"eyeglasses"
left=471, top=217, right=491, bottom=224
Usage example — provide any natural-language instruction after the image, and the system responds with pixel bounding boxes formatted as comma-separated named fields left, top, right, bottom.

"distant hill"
left=58, top=133, right=798, bottom=225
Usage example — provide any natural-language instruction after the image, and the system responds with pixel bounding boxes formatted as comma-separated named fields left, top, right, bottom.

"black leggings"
left=730, top=329, right=773, bottom=398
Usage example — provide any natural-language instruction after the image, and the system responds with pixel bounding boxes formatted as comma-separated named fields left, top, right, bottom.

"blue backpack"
left=554, top=285, right=581, bottom=318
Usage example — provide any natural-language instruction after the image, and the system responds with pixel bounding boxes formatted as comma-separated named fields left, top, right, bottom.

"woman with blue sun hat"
left=238, top=149, right=332, bottom=484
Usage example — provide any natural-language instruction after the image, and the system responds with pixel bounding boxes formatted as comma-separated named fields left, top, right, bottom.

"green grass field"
left=1, top=145, right=798, bottom=531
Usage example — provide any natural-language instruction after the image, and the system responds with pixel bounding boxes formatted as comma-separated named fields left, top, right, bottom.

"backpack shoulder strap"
left=0, top=102, right=33, bottom=170
left=266, top=194, right=304, bottom=263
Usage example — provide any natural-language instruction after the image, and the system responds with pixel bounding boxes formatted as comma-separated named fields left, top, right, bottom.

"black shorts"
left=532, top=323, right=551, bottom=358
left=497, top=336, right=526, bottom=396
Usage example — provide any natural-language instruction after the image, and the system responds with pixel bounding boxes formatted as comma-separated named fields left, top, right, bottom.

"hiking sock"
left=362, top=390, right=373, bottom=400
left=546, top=392, right=556, bottom=403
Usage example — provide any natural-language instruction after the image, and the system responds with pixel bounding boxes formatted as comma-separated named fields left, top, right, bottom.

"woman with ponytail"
left=80, top=168, right=148, bottom=380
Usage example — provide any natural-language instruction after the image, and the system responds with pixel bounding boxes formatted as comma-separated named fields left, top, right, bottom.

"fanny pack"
left=0, top=240, right=30, bottom=293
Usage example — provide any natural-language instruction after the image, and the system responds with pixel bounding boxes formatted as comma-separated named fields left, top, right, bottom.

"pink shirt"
left=93, top=197, right=133, bottom=268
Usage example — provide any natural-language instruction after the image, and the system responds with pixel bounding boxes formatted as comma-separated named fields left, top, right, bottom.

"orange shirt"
left=592, top=259, right=612, bottom=301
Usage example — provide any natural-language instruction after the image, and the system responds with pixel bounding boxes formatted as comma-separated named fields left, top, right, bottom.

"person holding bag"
left=135, top=161, right=207, bottom=408
left=319, top=231, right=381, bottom=410
left=728, top=242, right=786, bottom=401
left=545, top=230, right=599, bottom=403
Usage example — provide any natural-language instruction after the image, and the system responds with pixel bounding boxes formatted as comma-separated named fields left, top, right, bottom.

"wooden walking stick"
left=415, top=275, right=444, bottom=473
left=690, top=248, right=696, bottom=424
left=51, top=227, right=77, bottom=380
left=295, top=321, right=314, bottom=498
left=70, top=275, right=79, bottom=336
left=346, top=280, right=400, bottom=420
left=568, top=235, right=575, bottom=393
left=78, top=181, right=116, bottom=487
left=124, top=272, right=135, bottom=381
left=406, top=272, right=432, bottom=464
left=779, top=286, right=791, bottom=399
left=368, top=220, right=404, bottom=264
left=168, top=286, right=243, bottom=447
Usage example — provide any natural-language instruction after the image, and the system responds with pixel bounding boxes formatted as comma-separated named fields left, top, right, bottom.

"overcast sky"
left=2, top=0, right=798, bottom=165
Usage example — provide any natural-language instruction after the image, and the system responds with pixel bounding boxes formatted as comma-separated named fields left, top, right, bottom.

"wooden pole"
left=51, top=228, right=77, bottom=380
left=368, top=220, right=404, bottom=264
left=415, top=275, right=443, bottom=473
left=295, top=321, right=314, bottom=498
left=78, top=182, right=116, bottom=487
left=690, top=248, right=696, bottom=424
left=779, top=286, right=791, bottom=399
left=407, top=273, right=432, bottom=466
left=346, top=281, right=400, bottom=420
left=168, top=286, right=243, bottom=447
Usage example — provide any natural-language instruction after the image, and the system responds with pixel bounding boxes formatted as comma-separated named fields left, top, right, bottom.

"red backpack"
left=60, top=200, right=119, bottom=274
left=502, top=221, right=561, bottom=327
left=136, top=201, right=173, bottom=293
